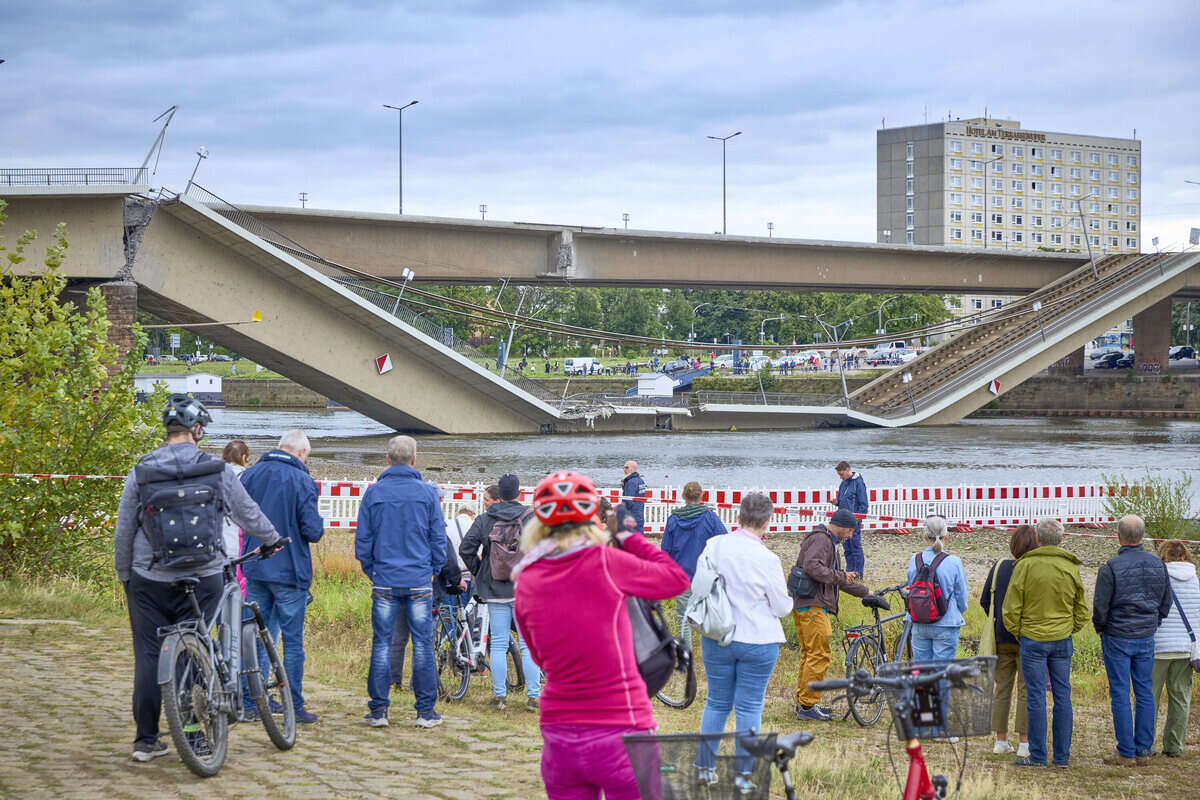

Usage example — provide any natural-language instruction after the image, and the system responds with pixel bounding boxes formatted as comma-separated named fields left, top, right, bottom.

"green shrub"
left=1102, top=471, right=1196, bottom=540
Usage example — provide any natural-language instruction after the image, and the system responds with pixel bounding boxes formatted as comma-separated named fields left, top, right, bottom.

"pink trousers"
left=540, top=724, right=652, bottom=800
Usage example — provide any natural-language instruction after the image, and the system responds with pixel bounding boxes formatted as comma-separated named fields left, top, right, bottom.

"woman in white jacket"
left=1151, top=540, right=1200, bottom=757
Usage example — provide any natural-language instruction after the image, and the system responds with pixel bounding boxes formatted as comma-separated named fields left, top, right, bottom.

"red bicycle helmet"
left=532, top=471, right=601, bottom=526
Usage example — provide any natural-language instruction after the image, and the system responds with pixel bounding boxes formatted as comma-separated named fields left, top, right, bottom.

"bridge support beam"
left=98, top=280, right=138, bottom=378
left=1133, top=296, right=1172, bottom=374
left=1047, top=346, right=1084, bottom=375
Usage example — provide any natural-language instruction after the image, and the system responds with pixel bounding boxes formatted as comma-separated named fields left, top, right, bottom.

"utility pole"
left=298, top=192, right=308, bottom=208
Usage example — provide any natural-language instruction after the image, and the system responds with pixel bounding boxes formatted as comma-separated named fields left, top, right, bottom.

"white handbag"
left=686, top=538, right=736, bottom=646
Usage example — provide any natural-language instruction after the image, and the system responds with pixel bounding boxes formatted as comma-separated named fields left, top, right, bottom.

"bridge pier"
left=98, top=280, right=137, bottom=378
left=1133, top=296, right=1171, bottom=374
left=1047, top=346, right=1084, bottom=375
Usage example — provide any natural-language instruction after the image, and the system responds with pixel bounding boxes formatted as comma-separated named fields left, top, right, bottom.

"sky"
left=2, top=0, right=1199, bottom=249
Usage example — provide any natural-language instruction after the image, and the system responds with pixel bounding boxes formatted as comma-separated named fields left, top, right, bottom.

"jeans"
left=488, top=601, right=541, bottom=699
left=368, top=585, right=436, bottom=714
left=126, top=572, right=222, bottom=745
left=698, top=638, right=780, bottom=773
left=842, top=527, right=864, bottom=576
left=541, top=724, right=649, bottom=800
left=910, top=624, right=961, bottom=661
left=1152, top=657, right=1193, bottom=755
left=1100, top=633, right=1156, bottom=758
left=393, top=598, right=455, bottom=687
left=1019, top=635, right=1073, bottom=765
left=674, top=589, right=693, bottom=653
left=244, top=579, right=309, bottom=712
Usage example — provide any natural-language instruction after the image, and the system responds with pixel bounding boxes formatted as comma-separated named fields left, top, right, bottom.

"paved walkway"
left=0, top=620, right=545, bottom=799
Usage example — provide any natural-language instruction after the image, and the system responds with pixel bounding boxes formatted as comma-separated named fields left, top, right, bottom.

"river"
left=204, top=409, right=1199, bottom=497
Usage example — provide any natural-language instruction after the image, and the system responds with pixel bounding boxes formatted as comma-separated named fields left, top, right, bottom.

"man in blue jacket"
left=240, top=429, right=325, bottom=724
left=661, top=480, right=726, bottom=651
left=622, top=460, right=647, bottom=532
left=834, top=461, right=868, bottom=577
left=356, top=435, right=446, bottom=729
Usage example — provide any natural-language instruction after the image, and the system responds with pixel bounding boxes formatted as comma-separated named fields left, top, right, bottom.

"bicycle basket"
left=623, top=730, right=773, bottom=800
left=877, top=656, right=996, bottom=740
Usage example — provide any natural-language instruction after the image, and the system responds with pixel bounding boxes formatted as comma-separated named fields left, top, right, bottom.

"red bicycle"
left=810, top=657, right=996, bottom=800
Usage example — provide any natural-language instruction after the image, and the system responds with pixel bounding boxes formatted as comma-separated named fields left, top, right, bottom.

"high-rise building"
left=877, top=118, right=1141, bottom=322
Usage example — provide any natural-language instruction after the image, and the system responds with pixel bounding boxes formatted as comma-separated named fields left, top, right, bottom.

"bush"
left=1102, top=471, right=1196, bottom=541
left=0, top=202, right=164, bottom=582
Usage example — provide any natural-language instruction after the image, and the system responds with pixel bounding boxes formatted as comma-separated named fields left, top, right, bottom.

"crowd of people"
left=114, top=395, right=1199, bottom=795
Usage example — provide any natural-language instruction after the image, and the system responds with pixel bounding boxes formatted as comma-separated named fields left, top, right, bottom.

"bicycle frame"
left=892, top=689, right=948, bottom=800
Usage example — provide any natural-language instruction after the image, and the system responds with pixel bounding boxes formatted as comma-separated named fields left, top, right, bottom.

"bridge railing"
left=0, top=167, right=148, bottom=187
left=693, top=390, right=844, bottom=407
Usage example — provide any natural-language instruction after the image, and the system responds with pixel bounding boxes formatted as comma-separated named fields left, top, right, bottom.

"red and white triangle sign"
left=988, top=379, right=1000, bottom=395
left=376, top=353, right=393, bottom=375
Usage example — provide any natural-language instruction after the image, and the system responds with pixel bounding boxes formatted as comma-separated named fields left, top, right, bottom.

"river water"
left=204, top=409, right=1199, bottom=497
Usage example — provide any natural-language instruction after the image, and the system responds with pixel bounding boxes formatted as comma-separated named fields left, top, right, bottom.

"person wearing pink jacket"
left=515, top=471, right=689, bottom=800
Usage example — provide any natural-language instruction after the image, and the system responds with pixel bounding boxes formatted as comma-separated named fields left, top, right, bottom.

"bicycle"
left=653, top=597, right=697, bottom=709
left=840, top=582, right=913, bottom=726
left=623, top=728, right=814, bottom=800
left=157, top=539, right=295, bottom=777
left=433, top=593, right=524, bottom=701
left=810, top=656, right=996, bottom=800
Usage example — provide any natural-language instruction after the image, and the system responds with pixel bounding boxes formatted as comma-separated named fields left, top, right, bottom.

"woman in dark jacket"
left=980, top=524, right=1038, bottom=756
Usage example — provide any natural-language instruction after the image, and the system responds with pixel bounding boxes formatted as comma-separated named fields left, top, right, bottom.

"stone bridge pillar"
left=1048, top=346, right=1084, bottom=375
left=98, top=280, right=137, bottom=378
left=1133, top=296, right=1171, bottom=375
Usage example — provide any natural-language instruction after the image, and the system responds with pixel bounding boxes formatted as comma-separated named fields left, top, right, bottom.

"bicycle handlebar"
left=809, top=661, right=979, bottom=694
left=231, top=537, right=291, bottom=567
left=875, top=582, right=909, bottom=597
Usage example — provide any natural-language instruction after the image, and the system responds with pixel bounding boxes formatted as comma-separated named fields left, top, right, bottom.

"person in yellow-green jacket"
left=1001, top=517, right=1089, bottom=768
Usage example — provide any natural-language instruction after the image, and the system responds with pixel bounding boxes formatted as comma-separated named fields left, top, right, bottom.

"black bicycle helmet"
left=162, top=393, right=212, bottom=429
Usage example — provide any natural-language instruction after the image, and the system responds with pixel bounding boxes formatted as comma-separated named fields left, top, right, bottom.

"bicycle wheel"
left=447, top=626, right=472, bottom=702
left=160, top=632, right=228, bottom=777
left=845, top=635, right=886, bottom=727
left=655, top=649, right=697, bottom=709
left=505, top=636, right=525, bottom=692
left=249, top=624, right=296, bottom=750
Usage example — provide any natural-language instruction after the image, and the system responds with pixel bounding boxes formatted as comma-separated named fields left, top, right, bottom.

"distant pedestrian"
left=621, top=460, right=646, bottom=533
left=661, top=481, right=726, bottom=652
left=240, top=430, right=325, bottom=725
left=1093, top=514, right=1172, bottom=766
left=980, top=524, right=1037, bottom=757
left=905, top=516, right=968, bottom=660
left=460, top=474, right=543, bottom=711
left=220, top=439, right=252, bottom=595
left=834, top=461, right=868, bottom=577
left=791, top=508, right=869, bottom=721
left=1002, top=517, right=1089, bottom=767
left=1151, top=539, right=1200, bottom=758
left=356, top=435, right=446, bottom=729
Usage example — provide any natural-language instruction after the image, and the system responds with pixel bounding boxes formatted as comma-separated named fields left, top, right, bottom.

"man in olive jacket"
left=1002, top=517, right=1088, bottom=768
left=791, top=509, right=869, bottom=721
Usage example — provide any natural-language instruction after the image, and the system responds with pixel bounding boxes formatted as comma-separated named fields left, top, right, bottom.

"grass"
left=137, top=360, right=285, bottom=380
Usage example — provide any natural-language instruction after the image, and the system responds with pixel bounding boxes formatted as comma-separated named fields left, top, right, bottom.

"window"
left=973, top=299, right=984, bottom=310
left=1070, top=184, right=1081, bottom=196
left=1032, top=232, right=1043, bottom=244
left=1128, top=188, right=1138, bottom=200
left=907, top=213, right=915, bottom=226
left=1070, top=234, right=1081, bottom=246
left=1091, top=235, right=1101, bottom=247
left=991, top=160, right=1004, bottom=173
left=1031, top=164, right=1043, bottom=176
left=971, top=176, right=983, bottom=189
left=1071, top=218, right=1081, bottom=229
left=1126, top=221, right=1137, bottom=232
left=1011, top=180, right=1024, bottom=192
left=1068, top=167, right=1079, bottom=179
left=1108, top=154, right=1119, bottom=166
left=1051, top=199, right=1064, bottom=210
left=1052, top=216, right=1063, bottom=228
left=992, top=195, right=1004, bottom=208
left=1127, top=204, right=1137, bottom=215
left=1012, top=146, right=1024, bottom=157
left=1127, top=172, right=1137, bottom=184
left=1011, top=197, right=1024, bottom=209
left=1030, top=181, right=1042, bottom=192
left=1031, top=147, right=1042, bottom=159
left=1032, top=215, right=1043, bottom=226
left=991, top=144, right=1003, bottom=155
left=951, top=229, right=962, bottom=240
left=992, top=230, right=1004, bottom=242
left=906, top=178, right=914, bottom=194
left=906, top=230, right=914, bottom=244
left=1050, top=165, right=1063, bottom=177
left=970, top=211, right=983, bottom=223
left=1108, top=236, right=1118, bottom=247
left=1051, top=148, right=1063, bottom=160
left=949, top=175, right=963, bottom=188
left=992, top=299, right=1004, bottom=308
left=1108, top=220, right=1119, bottom=232
left=1011, top=163, right=1024, bottom=175
left=1089, top=168, right=1101, bottom=180
left=1032, top=198, right=1043, bottom=210
left=1071, top=150, right=1081, bottom=162
left=906, top=196, right=914, bottom=210
left=1052, top=183, right=1063, bottom=194
left=1070, top=200, right=1080, bottom=212
left=1089, top=219, right=1101, bottom=231
left=1089, top=186, right=1099, bottom=197
left=1014, top=232, right=1024, bottom=243
left=1051, top=233, right=1063, bottom=245
left=1108, top=187, right=1119, bottom=199
left=1089, top=152, right=1100, bottom=164
left=1107, top=170, right=1119, bottom=182
left=951, top=140, right=962, bottom=154
left=972, top=142, right=983, bottom=155
left=906, top=162, right=914, bottom=178
left=950, top=157, right=962, bottom=170
left=970, top=193, right=982, bottom=206
left=992, top=178, right=1004, bottom=190
left=1127, top=155, right=1138, bottom=167
left=1089, top=201, right=1100, bottom=213
left=906, top=142, right=914, bottom=159
left=1107, top=203, right=1118, bottom=214
left=1012, top=214, right=1024, bottom=225
left=1126, top=237, right=1138, bottom=249
left=969, top=159, right=982, bottom=170
left=949, top=192, right=962, bottom=204
left=949, top=210, right=962, bottom=223
left=971, top=229, right=983, bottom=241
left=991, top=212, right=1004, bottom=225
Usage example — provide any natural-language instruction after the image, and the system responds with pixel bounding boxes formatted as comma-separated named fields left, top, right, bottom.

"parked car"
left=1089, top=345, right=1123, bottom=360
left=563, top=357, right=599, bottom=375
left=1094, top=351, right=1130, bottom=369
left=1169, top=345, right=1196, bottom=360
left=661, top=358, right=691, bottom=375
left=211, top=354, right=233, bottom=362
left=712, top=354, right=736, bottom=369
left=747, top=355, right=772, bottom=371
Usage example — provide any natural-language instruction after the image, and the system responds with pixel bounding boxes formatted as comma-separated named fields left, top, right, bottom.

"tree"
left=0, top=201, right=163, bottom=582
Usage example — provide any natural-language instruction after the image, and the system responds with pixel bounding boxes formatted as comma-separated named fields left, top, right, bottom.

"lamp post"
left=622, top=213, right=630, bottom=229
left=689, top=302, right=713, bottom=341
left=479, top=203, right=487, bottom=220
left=874, top=296, right=900, bottom=335
left=759, top=314, right=785, bottom=343
left=382, top=100, right=418, bottom=215
left=882, top=314, right=919, bottom=335
left=186, top=147, right=208, bottom=193
left=902, top=371, right=916, bottom=415
left=706, top=131, right=741, bottom=235
left=298, top=192, right=308, bottom=208
left=1032, top=300, right=1045, bottom=342
left=767, top=221, right=774, bottom=238
left=391, top=267, right=415, bottom=314
left=983, top=154, right=1003, bottom=247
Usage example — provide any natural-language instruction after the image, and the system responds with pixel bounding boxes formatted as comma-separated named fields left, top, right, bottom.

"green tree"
left=0, top=201, right=163, bottom=582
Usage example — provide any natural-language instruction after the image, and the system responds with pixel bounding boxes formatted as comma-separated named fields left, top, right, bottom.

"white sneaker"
left=1017, top=742, right=1030, bottom=758
left=993, top=740, right=1015, bottom=754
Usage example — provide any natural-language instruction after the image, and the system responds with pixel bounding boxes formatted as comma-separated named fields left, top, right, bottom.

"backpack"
left=488, top=509, right=530, bottom=582
left=907, top=551, right=950, bottom=624
left=626, top=596, right=693, bottom=697
left=134, top=455, right=227, bottom=569
left=686, top=538, right=736, bottom=646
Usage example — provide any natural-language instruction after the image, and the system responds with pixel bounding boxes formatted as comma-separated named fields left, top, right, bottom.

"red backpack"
left=907, top=551, right=949, bottom=624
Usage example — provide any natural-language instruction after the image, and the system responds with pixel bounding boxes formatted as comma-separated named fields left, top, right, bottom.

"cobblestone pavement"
left=0, top=621, right=546, bottom=799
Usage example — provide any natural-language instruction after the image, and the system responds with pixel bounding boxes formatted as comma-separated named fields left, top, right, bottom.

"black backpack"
left=135, top=455, right=227, bottom=569
left=626, top=596, right=693, bottom=698
left=907, top=551, right=950, bottom=624
left=488, top=510, right=531, bottom=582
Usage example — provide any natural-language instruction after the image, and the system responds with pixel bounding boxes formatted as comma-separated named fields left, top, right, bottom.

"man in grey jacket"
left=114, top=395, right=281, bottom=763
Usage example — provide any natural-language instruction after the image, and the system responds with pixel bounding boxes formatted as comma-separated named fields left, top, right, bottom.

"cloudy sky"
left=3, top=0, right=1199, bottom=248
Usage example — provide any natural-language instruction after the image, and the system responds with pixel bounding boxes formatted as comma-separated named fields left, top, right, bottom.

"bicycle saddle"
left=171, top=576, right=201, bottom=590
left=861, top=594, right=891, bottom=611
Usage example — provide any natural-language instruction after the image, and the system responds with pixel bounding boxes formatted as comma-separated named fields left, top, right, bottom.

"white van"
left=564, top=357, right=598, bottom=375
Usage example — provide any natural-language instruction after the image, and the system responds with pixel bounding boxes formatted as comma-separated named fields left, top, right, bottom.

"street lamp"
left=882, top=314, right=919, bottom=334
left=479, top=203, right=488, bottom=220
left=983, top=154, right=1003, bottom=248
left=1032, top=300, right=1045, bottom=342
left=759, top=314, right=785, bottom=343
left=902, top=371, right=916, bottom=415
left=298, top=192, right=308, bottom=208
left=706, top=131, right=741, bottom=235
left=622, top=213, right=630, bottom=229
left=382, top=100, right=418, bottom=215
left=390, top=267, right=415, bottom=314
left=186, top=147, right=208, bottom=192
left=874, top=296, right=900, bottom=335
left=767, top=222, right=774, bottom=238
left=689, top=302, right=713, bottom=341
